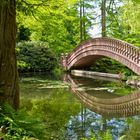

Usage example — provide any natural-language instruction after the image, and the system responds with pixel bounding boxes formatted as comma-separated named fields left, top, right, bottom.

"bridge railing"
left=61, top=37, right=140, bottom=74
left=67, top=37, right=140, bottom=64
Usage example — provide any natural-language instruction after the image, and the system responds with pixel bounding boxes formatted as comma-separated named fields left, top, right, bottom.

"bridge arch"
left=61, top=37, right=140, bottom=75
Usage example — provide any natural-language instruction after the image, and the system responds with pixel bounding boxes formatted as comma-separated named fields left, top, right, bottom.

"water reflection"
left=64, top=74, right=140, bottom=118
left=63, top=74, right=140, bottom=139
left=20, top=73, right=140, bottom=139
left=65, top=108, right=131, bottom=140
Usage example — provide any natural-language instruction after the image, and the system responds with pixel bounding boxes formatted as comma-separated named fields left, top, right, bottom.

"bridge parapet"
left=61, top=37, right=140, bottom=75
left=68, top=38, right=140, bottom=64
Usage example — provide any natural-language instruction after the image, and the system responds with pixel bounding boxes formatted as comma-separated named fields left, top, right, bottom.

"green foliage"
left=107, top=0, right=140, bottom=48
left=16, top=0, right=92, bottom=55
left=0, top=103, right=46, bottom=140
left=119, top=118, right=140, bottom=140
left=89, top=57, right=135, bottom=76
left=17, top=25, right=31, bottom=42
left=122, top=0, right=140, bottom=34
left=81, top=129, right=112, bottom=140
left=16, top=41, right=58, bottom=72
left=15, top=0, right=140, bottom=74
left=126, top=119, right=140, bottom=140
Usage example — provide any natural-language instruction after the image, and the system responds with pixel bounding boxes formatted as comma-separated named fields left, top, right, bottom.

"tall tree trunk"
left=82, top=0, right=86, bottom=40
left=101, top=0, right=106, bottom=37
left=80, top=0, right=83, bottom=42
left=0, top=0, right=19, bottom=109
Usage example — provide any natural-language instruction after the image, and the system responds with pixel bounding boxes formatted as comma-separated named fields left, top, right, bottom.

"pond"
left=20, top=73, right=140, bottom=140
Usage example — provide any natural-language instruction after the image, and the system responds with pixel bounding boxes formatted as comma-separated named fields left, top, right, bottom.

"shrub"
left=16, top=41, right=58, bottom=72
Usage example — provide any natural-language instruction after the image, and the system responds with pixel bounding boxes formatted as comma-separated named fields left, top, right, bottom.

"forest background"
left=16, top=0, right=140, bottom=74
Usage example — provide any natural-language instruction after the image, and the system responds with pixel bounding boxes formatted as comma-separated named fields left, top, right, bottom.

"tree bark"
left=0, top=0, right=19, bottom=109
left=82, top=0, right=86, bottom=40
left=101, top=0, right=106, bottom=37
left=80, top=0, right=83, bottom=42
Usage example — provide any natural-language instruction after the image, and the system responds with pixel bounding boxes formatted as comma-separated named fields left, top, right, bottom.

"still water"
left=20, top=73, right=140, bottom=140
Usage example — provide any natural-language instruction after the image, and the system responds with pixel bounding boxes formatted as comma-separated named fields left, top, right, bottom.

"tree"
left=16, top=0, right=93, bottom=54
left=106, top=0, right=140, bottom=47
left=0, top=0, right=19, bottom=109
left=101, top=0, right=106, bottom=37
left=80, top=0, right=83, bottom=41
left=79, top=0, right=93, bottom=41
left=122, top=0, right=140, bottom=34
left=17, top=0, right=80, bottom=53
left=91, top=0, right=123, bottom=37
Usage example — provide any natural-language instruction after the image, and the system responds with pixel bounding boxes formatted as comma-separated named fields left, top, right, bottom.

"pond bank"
left=71, top=70, right=140, bottom=87
left=71, top=70, right=122, bottom=79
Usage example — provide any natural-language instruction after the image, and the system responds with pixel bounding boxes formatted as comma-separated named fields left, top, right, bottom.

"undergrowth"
left=0, top=103, right=46, bottom=140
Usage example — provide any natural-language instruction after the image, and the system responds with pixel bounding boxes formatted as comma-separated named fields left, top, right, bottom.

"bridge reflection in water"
left=64, top=74, right=140, bottom=118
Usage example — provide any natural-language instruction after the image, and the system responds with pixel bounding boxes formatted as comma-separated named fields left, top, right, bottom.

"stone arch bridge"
left=61, top=37, right=140, bottom=75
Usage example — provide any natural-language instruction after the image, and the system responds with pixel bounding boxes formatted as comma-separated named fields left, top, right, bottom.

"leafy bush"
left=16, top=41, right=58, bottom=72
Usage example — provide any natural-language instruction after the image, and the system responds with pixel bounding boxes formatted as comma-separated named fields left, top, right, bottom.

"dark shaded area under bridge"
left=71, top=55, right=101, bottom=69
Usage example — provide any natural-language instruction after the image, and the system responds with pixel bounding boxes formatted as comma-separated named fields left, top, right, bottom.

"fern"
left=0, top=104, right=46, bottom=140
